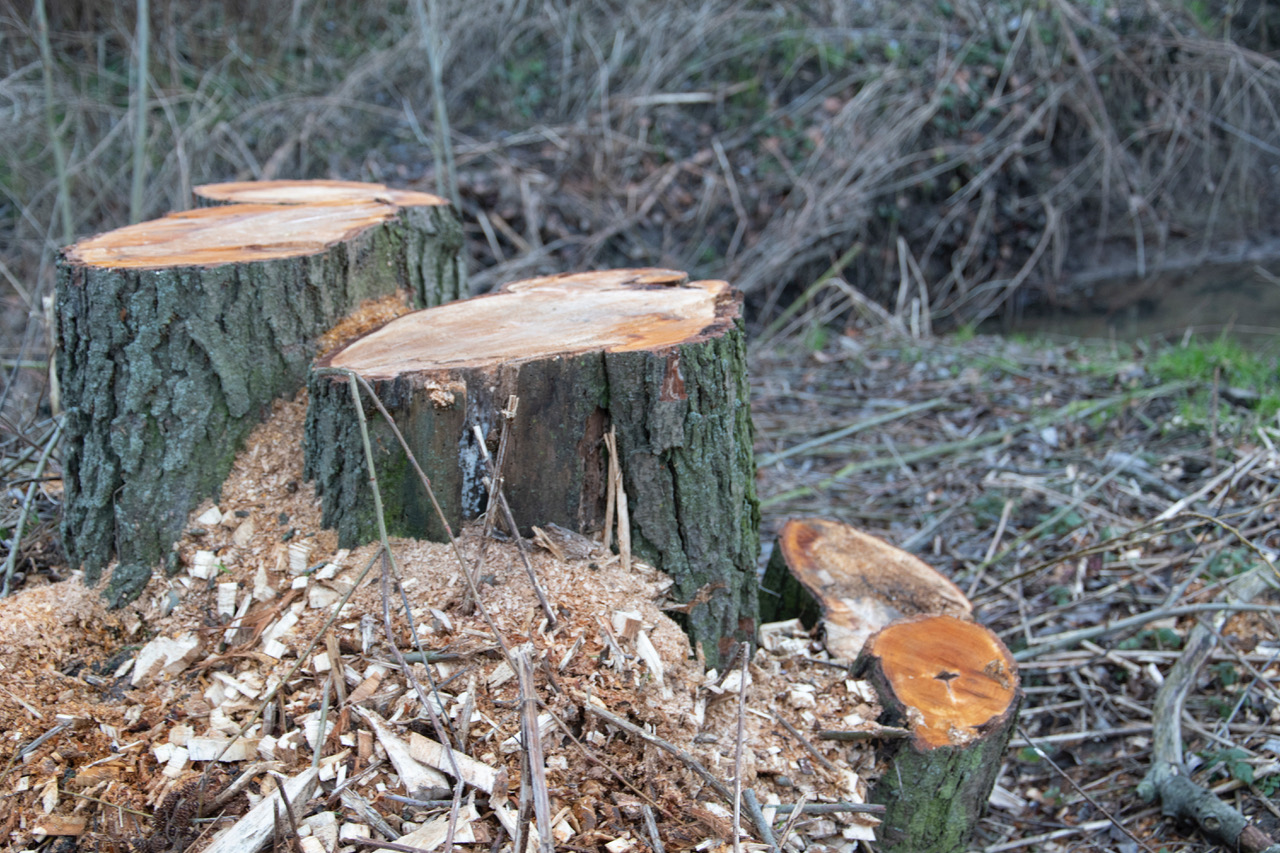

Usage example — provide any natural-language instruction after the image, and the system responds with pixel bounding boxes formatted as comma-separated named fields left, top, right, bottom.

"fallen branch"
left=1136, top=568, right=1280, bottom=853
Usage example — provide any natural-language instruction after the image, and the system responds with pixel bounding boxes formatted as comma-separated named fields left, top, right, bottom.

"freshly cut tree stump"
left=57, top=199, right=463, bottom=604
left=305, top=268, right=758, bottom=664
left=193, top=180, right=463, bottom=309
left=855, top=615, right=1021, bottom=853
left=760, top=518, right=971, bottom=660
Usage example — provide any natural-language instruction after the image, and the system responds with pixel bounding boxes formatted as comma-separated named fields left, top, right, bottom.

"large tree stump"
left=304, top=268, right=758, bottom=665
left=855, top=615, right=1021, bottom=853
left=56, top=198, right=463, bottom=604
left=763, top=518, right=1018, bottom=852
left=193, top=180, right=463, bottom=309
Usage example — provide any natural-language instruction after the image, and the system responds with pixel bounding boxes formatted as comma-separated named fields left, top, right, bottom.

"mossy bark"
left=56, top=204, right=463, bottom=605
left=303, top=273, right=758, bottom=665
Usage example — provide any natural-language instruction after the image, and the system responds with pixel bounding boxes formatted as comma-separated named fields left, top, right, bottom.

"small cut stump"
left=856, top=615, right=1021, bottom=853
left=763, top=518, right=1019, bottom=853
left=56, top=194, right=463, bottom=604
left=304, top=268, right=759, bottom=665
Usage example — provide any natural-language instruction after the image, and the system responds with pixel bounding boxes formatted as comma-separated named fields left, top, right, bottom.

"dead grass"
left=3, top=1, right=1279, bottom=347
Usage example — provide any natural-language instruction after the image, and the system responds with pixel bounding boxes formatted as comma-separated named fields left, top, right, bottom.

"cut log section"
left=855, top=615, right=1021, bottom=853
left=304, top=268, right=759, bottom=665
left=56, top=199, right=463, bottom=605
left=193, top=179, right=463, bottom=309
left=760, top=518, right=971, bottom=660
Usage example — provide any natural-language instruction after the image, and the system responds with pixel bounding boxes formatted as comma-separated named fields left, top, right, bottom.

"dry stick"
left=0, top=420, right=60, bottom=596
left=410, top=0, right=458, bottom=208
left=471, top=418, right=557, bottom=629
left=772, top=714, right=838, bottom=775
left=741, top=789, right=778, bottom=852
left=1136, top=569, right=1280, bottom=853
left=583, top=703, right=735, bottom=804
left=344, top=374, right=469, bottom=853
left=603, top=428, right=631, bottom=571
left=1018, top=725, right=1157, bottom=853
left=731, top=642, right=749, bottom=853
left=311, top=676, right=333, bottom=769
left=270, top=770, right=307, bottom=853
left=772, top=802, right=885, bottom=816
left=32, top=0, right=72, bottom=244
left=128, top=0, right=150, bottom=223
left=642, top=804, right=667, bottom=853
left=774, top=793, right=808, bottom=852
left=1013, top=601, right=1280, bottom=662
left=517, top=651, right=556, bottom=853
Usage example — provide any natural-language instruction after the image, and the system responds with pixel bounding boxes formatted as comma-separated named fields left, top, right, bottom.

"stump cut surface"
left=329, top=268, right=728, bottom=376
left=764, top=518, right=971, bottom=659
left=194, top=178, right=445, bottom=208
left=864, top=614, right=1018, bottom=749
left=65, top=202, right=400, bottom=269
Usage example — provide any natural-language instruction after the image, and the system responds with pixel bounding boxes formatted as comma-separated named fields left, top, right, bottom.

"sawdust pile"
left=0, top=397, right=883, bottom=852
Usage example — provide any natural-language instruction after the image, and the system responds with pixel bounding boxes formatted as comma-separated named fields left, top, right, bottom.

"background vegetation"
left=5, top=1, right=1280, bottom=329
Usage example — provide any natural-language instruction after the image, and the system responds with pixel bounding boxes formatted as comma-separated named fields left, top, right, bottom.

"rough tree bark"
left=193, top=179, right=463, bottom=309
left=304, top=268, right=759, bottom=665
left=763, top=518, right=1018, bottom=852
left=56, top=197, right=463, bottom=605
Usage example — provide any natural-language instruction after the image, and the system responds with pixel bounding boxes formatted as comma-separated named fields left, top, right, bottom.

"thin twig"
left=471, top=415, right=557, bottom=629
left=583, top=702, right=734, bottom=804
left=772, top=802, right=886, bottom=816
left=732, top=642, right=749, bottom=853
left=318, top=368, right=516, bottom=670
left=346, top=373, right=466, bottom=853
left=642, top=804, right=667, bottom=853
left=1, top=420, right=60, bottom=596
left=772, top=713, right=838, bottom=774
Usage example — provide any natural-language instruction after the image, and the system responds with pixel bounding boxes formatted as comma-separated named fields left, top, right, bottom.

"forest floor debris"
left=0, top=326, right=1277, bottom=851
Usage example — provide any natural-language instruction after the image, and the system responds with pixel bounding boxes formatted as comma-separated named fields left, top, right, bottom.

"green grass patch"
left=1150, top=334, right=1280, bottom=428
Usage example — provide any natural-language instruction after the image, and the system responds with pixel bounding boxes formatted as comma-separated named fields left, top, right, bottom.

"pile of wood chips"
left=0, top=396, right=885, bottom=852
